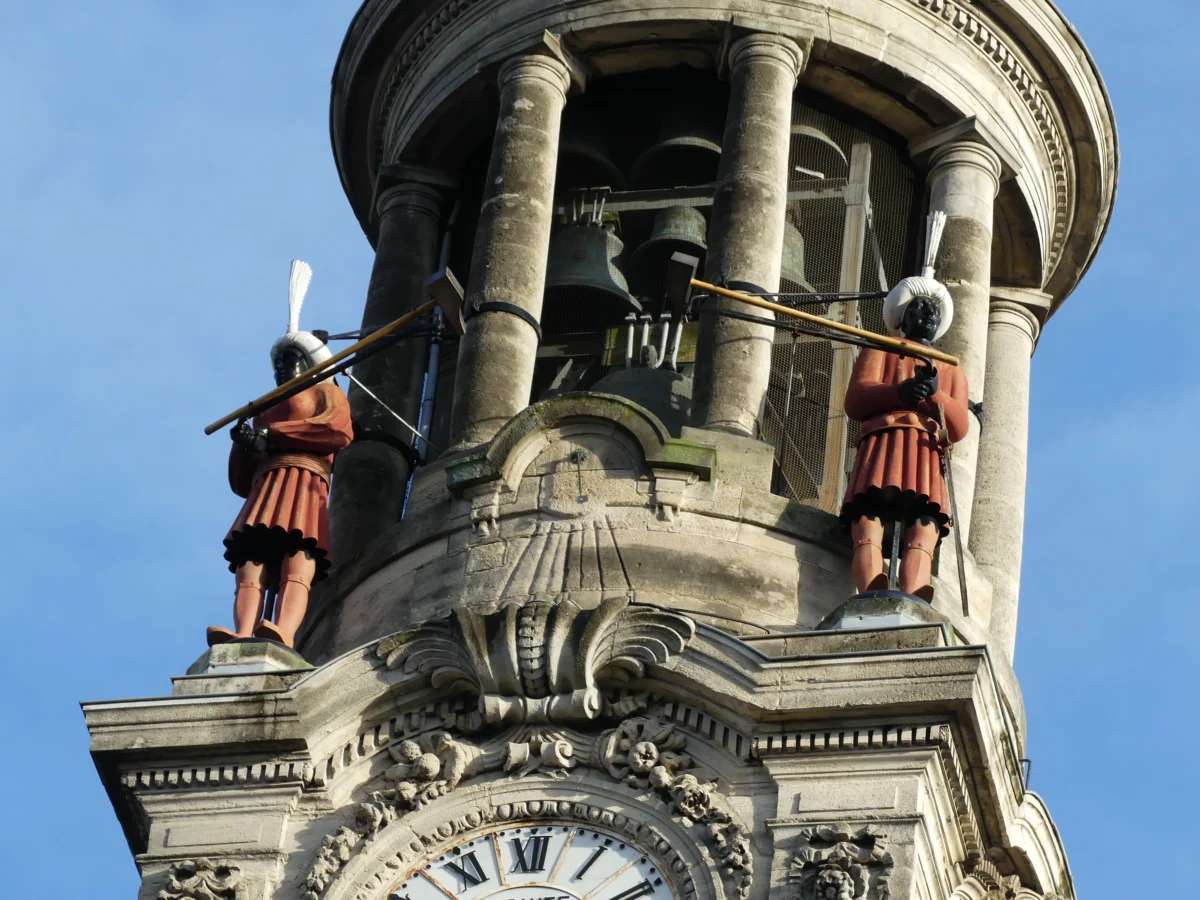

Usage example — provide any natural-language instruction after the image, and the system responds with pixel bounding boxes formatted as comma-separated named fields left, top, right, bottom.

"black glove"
left=898, top=364, right=938, bottom=405
left=230, top=421, right=270, bottom=453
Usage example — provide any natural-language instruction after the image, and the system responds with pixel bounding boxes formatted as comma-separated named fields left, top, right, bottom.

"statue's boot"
left=866, top=572, right=890, bottom=592
left=850, top=516, right=886, bottom=594
left=899, top=520, right=939, bottom=600
left=206, top=626, right=239, bottom=646
left=253, top=619, right=288, bottom=644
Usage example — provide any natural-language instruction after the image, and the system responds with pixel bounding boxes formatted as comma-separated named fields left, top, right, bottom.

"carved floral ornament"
left=304, top=715, right=752, bottom=900
left=158, top=859, right=241, bottom=900
left=789, top=826, right=894, bottom=900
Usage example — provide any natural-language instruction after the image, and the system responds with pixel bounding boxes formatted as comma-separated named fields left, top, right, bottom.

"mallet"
left=204, top=268, right=466, bottom=435
left=663, top=253, right=960, bottom=367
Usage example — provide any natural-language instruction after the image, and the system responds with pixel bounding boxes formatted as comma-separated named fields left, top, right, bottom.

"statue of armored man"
left=207, top=261, right=353, bottom=648
left=839, top=237, right=969, bottom=601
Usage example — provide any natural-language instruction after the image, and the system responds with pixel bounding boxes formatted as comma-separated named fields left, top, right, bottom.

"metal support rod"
left=887, top=520, right=903, bottom=591
left=656, top=315, right=670, bottom=369
left=668, top=320, right=684, bottom=371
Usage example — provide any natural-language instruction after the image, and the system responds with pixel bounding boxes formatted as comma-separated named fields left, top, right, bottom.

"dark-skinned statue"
left=207, top=261, right=353, bottom=648
left=839, top=273, right=969, bottom=601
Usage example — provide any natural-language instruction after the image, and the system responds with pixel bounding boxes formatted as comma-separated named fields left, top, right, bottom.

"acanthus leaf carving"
left=158, top=859, right=241, bottom=900
left=375, top=598, right=694, bottom=724
left=790, top=825, right=895, bottom=900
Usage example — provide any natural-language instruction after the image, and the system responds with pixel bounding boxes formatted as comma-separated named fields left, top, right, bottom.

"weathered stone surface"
left=692, top=32, right=804, bottom=436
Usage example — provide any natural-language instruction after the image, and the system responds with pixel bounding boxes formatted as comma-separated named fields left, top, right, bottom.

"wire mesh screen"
left=763, top=99, right=919, bottom=513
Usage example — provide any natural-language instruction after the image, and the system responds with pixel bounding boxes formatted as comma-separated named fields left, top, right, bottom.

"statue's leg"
left=899, top=517, right=939, bottom=598
left=851, top=516, right=886, bottom=594
left=255, top=550, right=316, bottom=648
left=232, top=561, right=266, bottom=636
left=208, top=560, right=266, bottom=645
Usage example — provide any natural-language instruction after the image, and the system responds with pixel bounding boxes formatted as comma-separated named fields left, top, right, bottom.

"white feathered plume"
left=921, top=210, right=947, bottom=279
left=287, top=259, right=313, bottom=333
left=271, top=258, right=332, bottom=373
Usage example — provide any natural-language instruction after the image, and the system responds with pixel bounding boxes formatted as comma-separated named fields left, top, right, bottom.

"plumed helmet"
left=882, top=276, right=954, bottom=340
left=269, top=260, right=333, bottom=373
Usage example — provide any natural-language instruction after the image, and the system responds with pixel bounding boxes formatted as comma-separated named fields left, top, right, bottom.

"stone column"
left=329, top=180, right=444, bottom=560
left=692, top=33, right=804, bottom=436
left=449, top=51, right=574, bottom=448
left=970, top=295, right=1042, bottom=660
left=926, top=140, right=1002, bottom=538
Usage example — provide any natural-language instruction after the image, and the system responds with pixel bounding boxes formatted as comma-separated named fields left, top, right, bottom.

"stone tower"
left=84, top=4, right=1116, bottom=900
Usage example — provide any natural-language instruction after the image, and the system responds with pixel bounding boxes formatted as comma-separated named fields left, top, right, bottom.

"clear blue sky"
left=0, top=2, right=1192, bottom=898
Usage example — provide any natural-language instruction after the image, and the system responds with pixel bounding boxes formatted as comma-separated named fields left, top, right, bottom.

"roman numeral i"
left=510, top=835, right=551, bottom=873
left=442, top=852, right=489, bottom=891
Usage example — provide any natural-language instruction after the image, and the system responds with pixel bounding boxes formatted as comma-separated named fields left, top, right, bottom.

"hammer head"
left=664, top=252, right=700, bottom=320
left=425, top=267, right=466, bottom=335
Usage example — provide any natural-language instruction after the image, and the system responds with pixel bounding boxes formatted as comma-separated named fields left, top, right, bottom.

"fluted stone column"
left=449, top=51, right=573, bottom=448
left=970, top=295, right=1042, bottom=660
left=692, top=33, right=804, bottom=436
left=330, top=181, right=444, bottom=560
left=926, top=140, right=1003, bottom=538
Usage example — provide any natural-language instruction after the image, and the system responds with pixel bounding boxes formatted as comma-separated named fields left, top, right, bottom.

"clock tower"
left=83, top=3, right=1116, bottom=900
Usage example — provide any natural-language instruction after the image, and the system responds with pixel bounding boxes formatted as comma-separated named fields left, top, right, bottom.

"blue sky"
left=0, top=2, right=1192, bottom=898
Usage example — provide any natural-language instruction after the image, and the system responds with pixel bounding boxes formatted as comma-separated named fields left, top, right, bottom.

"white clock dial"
left=384, top=823, right=678, bottom=900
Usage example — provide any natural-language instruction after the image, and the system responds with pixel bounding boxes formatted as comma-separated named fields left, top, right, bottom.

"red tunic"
left=839, top=344, right=969, bottom=535
left=223, top=382, right=353, bottom=579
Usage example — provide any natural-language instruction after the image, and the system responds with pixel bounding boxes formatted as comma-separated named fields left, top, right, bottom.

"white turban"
left=882, top=275, right=953, bottom=341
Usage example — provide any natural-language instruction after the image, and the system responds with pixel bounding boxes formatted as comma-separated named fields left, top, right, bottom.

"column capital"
left=928, top=140, right=1004, bottom=197
left=492, top=31, right=583, bottom=98
left=910, top=115, right=1018, bottom=185
left=988, top=295, right=1045, bottom=345
left=725, top=32, right=806, bottom=86
left=372, top=163, right=457, bottom=221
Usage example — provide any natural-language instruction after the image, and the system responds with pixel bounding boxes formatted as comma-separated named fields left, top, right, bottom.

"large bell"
left=557, top=117, right=625, bottom=192
left=630, top=104, right=723, bottom=189
left=781, top=223, right=815, bottom=293
left=543, top=223, right=641, bottom=334
left=630, top=205, right=708, bottom=301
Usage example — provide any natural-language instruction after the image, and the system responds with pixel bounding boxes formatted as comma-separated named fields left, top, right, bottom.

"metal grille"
left=763, top=99, right=918, bottom=513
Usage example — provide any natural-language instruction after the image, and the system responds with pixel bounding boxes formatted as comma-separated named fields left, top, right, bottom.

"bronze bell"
left=781, top=223, right=815, bottom=293
left=630, top=104, right=723, bottom=189
left=543, top=222, right=641, bottom=334
left=557, top=117, right=625, bottom=192
left=631, top=205, right=708, bottom=300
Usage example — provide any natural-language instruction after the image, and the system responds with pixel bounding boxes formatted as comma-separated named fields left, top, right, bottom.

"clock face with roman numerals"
left=382, top=823, right=677, bottom=900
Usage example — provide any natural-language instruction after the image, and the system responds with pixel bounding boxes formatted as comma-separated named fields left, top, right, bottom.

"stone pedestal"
left=970, top=295, right=1042, bottom=660
left=692, top=32, right=804, bottom=436
left=330, top=177, right=448, bottom=560
left=449, top=50, right=574, bottom=448
left=926, top=140, right=1003, bottom=539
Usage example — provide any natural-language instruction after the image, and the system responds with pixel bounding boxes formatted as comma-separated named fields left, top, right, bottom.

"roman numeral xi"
left=443, top=852, right=489, bottom=891
left=511, top=835, right=551, bottom=873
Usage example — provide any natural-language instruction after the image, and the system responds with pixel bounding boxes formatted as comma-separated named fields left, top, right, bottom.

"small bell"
left=630, top=104, right=723, bottom=189
left=543, top=222, right=641, bottom=334
left=630, top=206, right=708, bottom=301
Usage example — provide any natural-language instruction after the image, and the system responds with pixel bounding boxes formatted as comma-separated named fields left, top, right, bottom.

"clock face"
left=383, top=823, right=678, bottom=900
